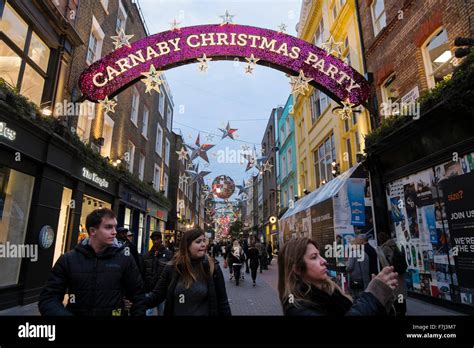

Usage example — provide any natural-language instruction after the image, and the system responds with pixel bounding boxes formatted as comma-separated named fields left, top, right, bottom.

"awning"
left=280, top=163, right=362, bottom=221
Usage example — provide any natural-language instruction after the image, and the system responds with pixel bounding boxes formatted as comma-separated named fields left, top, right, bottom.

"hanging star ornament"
left=186, top=134, right=215, bottom=163
left=245, top=54, right=260, bottom=66
left=186, top=164, right=211, bottom=186
left=141, top=64, right=164, bottom=94
left=334, top=99, right=355, bottom=120
left=205, top=133, right=215, bottom=142
left=99, top=96, right=117, bottom=114
left=242, top=153, right=257, bottom=171
left=179, top=173, right=189, bottom=186
left=111, top=28, right=134, bottom=49
left=197, top=54, right=212, bottom=72
left=278, top=23, right=288, bottom=33
left=244, top=65, right=254, bottom=74
left=170, top=18, right=181, bottom=31
left=289, top=70, right=313, bottom=97
left=240, top=144, right=251, bottom=152
left=321, top=36, right=344, bottom=58
left=236, top=180, right=247, bottom=196
left=176, top=147, right=189, bottom=163
left=263, top=161, right=273, bottom=173
left=219, top=122, right=238, bottom=140
left=219, top=10, right=235, bottom=25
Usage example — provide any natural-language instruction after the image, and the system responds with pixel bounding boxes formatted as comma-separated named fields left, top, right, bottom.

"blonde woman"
left=278, top=238, right=397, bottom=316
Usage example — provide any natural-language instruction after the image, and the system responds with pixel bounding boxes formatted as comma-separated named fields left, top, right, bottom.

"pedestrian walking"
left=267, top=242, right=274, bottom=265
left=38, top=208, right=146, bottom=316
left=346, top=237, right=371, bottom=298
left=117, top=227, right=145, bottom=279
left=377, top=232, right=408, bottom=316
left=243, top=237, right=250, bottom=274
left=247, top=240, right=260, bottom=286
left=278, top=238, right=397, bottom=316
left=143, top=232, right=173, bottom=315
left=145, top=229, right=231, bottom=316
left=256, top=241, right=267, bottom=273
left=226, top=241, right=234, bottom=280
left=230, top=240, right=245, bottom=286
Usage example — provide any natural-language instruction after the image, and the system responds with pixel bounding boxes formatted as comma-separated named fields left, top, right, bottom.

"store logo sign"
left=0, top=122, right=16, bottom=141
left=82, top=167, right=109, bottom=188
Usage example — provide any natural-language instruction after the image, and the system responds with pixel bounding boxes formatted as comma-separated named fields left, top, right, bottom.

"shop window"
left=123, top=207, right=131, bottom=230
left=165, top=139, right=170, bottom=166
left=0, top=2, right=50, bottom=105
left=53, top=188, right=72, bottom=265
left=77, top=101, right=96, bottom=143
left=166, top=104, right=172, bottom=131
left=153, top=164, right=161, bottom=191
left=0, top=167, right=35, bottom=287
left=422, top=28, right=454, bottom=89
left=371, top=0, right=386, bottom=36
left=116, top=0, right=128, bottom=33
left=142, top=106, right=149, bottom=139
left=86, top=16, right=104, bottom=65
left=155, top=123, right=163, bottom=156
left=138, top=153, right=145, bottom=181
left=131, top=87, right=139, bottom=126
left=101, top=114, right=114, bottom=158
left=127, top=141, right=135, bottom=174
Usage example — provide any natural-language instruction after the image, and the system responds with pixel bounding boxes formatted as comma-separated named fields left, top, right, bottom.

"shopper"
left=278, top=238, right=397, bottom=316
left=143, top=232, right=173, bottom=315
left=377, top=232, right=408, bottom=316
left=243, top=237, right=250, bottom=274
left=267, top=242, right=274, bottom=265
left=346, top=237, right=371, bottom=298
left=226, top=241, right=234, bottom=280
left=38, top=208, right=146, bottom=316
left=117, top=227, right=145, bottom=279
left=145, top=229, right=231, bottom=316
left=247, top=240, right=260, bottom=286
left=230, top=240, right=245, bottom=286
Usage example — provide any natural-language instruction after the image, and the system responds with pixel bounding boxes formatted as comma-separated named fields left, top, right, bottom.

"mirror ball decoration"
left=211, top=175, right=235, bottom=199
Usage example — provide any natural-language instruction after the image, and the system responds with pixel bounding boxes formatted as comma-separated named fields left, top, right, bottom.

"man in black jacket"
left=117, top=226, right=145, bottom=279
left=143, top=232, right=172, bottom=315
left=38, top=208, right=146, bottom=316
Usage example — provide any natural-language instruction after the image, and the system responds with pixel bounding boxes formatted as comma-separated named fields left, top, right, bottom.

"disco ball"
left=211, top=175, right=235, bottom=199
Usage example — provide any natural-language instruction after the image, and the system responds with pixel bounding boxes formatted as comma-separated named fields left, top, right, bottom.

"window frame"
left=130, top=87, right=139, bottom=126
left=127, top=141, right=136, bottom=174
left=421, top=27, right=453, bottom=89
left=142, top=106, right=149, bottom=139
left=371, top=0, right=387, bottom=36
left=155, top=123, right=163, bottom=156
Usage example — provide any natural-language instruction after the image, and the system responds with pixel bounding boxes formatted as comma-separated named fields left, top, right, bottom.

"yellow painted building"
left=293, top=0, right=372, bottom=195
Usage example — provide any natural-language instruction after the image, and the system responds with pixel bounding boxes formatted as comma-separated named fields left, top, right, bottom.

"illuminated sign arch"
left=79, top=24, right=370, bottom=105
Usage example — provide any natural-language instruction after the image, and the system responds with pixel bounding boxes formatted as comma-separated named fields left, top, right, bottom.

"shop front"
left=146, top=200, right=168, bottom=252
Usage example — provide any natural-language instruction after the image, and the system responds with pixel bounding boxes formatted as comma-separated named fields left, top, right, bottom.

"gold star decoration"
left=334, top=99, right=355, bottom=120
left=245, top=54, right=260, bottom=66
left=141, top=64, right=164, bottom=94
left=219, top=10, right=235, bottom=25
left=197, top=54, right=212, bottom=72
left=99, top=96, right=117, bottom=114
left=263, top=161, right=273, bottom=172
left=244, top=65, right=254, bottom=74
left=111, top=28, right=134, bottom=49
left=170, top=18, right=181, bottom=31
left=321, top=36, right=344, bottom=58
left=289, top=70, right=313, bottom=97
left=176, top=147, right=189, bottom=162
left=278, top=23, right=288, bottom=33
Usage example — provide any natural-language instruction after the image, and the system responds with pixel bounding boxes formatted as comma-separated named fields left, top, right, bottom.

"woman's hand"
left=372, top=266, right=398, bottom=290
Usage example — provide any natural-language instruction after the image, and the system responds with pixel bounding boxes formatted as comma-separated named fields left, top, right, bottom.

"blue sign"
left=347, top=178, right=366, bottom=226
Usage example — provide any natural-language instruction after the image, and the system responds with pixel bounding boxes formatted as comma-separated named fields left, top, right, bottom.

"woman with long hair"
left=278, top=238, right=398, bottom=316
left=230, top=240, right=244, bottom=286
left=145, top=229, right=231, bottom=316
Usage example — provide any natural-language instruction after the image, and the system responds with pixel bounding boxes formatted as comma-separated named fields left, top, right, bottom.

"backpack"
left=390, top=245, right=408, bottom=274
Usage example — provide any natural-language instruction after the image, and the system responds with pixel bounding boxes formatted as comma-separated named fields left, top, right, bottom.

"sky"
left=139, top=0, right=302, bottom=200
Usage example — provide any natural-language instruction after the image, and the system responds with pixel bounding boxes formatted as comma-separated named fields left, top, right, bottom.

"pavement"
left=0, top=256, right=466, bottom=316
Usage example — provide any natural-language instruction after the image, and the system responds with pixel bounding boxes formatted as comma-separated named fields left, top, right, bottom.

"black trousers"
left=250, top=267, right=258, bottom=282
left=245, top=257, right=249, bottom=273
left=233, top=265, right=242, bottom=285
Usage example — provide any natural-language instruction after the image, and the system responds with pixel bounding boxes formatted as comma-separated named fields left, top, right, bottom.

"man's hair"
left=86, top=208, right=116, bottom=233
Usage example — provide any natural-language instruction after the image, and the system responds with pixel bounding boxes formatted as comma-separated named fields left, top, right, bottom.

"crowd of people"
left=38, top=208, right=407, bottom=317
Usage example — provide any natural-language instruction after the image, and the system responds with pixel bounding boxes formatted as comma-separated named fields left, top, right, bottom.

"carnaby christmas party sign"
left=79, top=24, right=370, bottom=106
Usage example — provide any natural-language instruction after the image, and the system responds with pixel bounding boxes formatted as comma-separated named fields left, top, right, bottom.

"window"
left=310, top=90, right=328, bottom=123
left=155, top=124, right=163, bottom=156
left=0, top=166, right=35, bottom=287
left=0, top=3, right=50, bottom=105
left=423, top=28, right=453, bottom=89
left=101, top=114, right=114, bottom=157
left=86, top=16, right=105, bottom=65
left=283, top=190, right=288, bottom=208
left=289, top=184, right=294, bottom=198
left=163, top=174, right=169, bottom=196
left=371, top=0, right=386, bottom=36
left=381, top=74, right=399, bottom=105
left=116, top=0, right=128, bottom=33
left=285, top=117, right=290, bottom=137
left=127, top=141, right=135, bottom=174
left=287, top=148, right=292, bottom=173
left=153, top=164, right=161, bottom=191
left=280, top=126, right=285, bottom=142
left=354, top=131, right=361, bottom=153
left=158, top=92, right=165, bottom=117
left=142, top=107, right=149, bottom=138
left=314, top=134, right=336, bottom=186
left=314, top=19, right=324, bottom=46
left=77, top=101, right=96, bottom=143
left=346, top=138, right=353, bottom=167
left=138, top=153, right=145, bottom=181
left=165, top=139, right=170, bottom=166
left=131, top=87, right=139, bottom=126
left=166, top=105, right=172, bottom=131
left=282, top=156, right=287, bottom=177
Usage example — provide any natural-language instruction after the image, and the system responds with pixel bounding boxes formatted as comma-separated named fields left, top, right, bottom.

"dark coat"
left=143, top=246, right=173, bottom=291
left=146, top=255, right=231, bottom=316
left=285, top=284, right=386, bottom=316
left=247, top=247, right=260, bottom=270
left=38, top=239, right=146, bottom=316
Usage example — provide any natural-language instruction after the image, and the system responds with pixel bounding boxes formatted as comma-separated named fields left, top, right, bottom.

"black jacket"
left=143, top=246, right=173, bottom=291
left=247, top=247, right=260, bottom=269
left=285, top=283, right=386, bottom=316
left=146, top=255, right=231, bottom=316
left=38, top=238, right=146, bottom=316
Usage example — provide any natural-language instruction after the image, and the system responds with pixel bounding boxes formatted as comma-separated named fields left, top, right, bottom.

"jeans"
left=146, top=301, right=165, bottom=316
